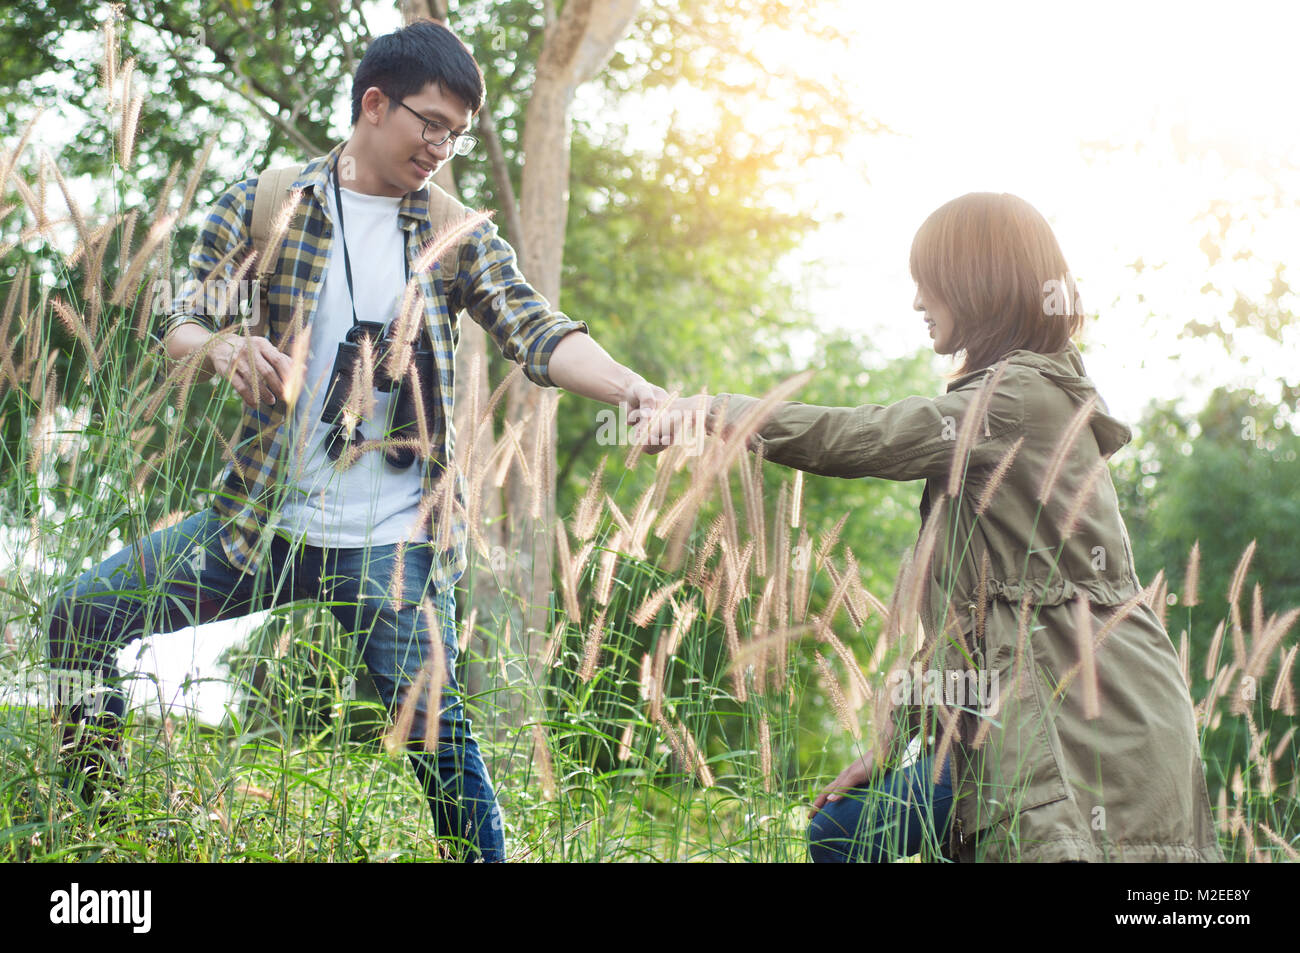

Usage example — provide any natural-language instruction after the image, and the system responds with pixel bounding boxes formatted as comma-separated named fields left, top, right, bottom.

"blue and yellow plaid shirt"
left=166, top=141, right=586, bottom=587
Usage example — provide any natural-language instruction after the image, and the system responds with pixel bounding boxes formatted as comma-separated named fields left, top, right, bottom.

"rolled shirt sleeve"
left=449, top=221, right=587, bottom=387
left=160, top=180, right=255, bottom=344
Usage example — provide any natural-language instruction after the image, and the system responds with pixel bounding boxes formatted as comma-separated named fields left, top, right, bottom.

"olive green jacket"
left=714, top=344, right=1223, bottom=862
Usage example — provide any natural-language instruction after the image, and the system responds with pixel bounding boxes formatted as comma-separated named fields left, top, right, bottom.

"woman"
left=667, top=192, right=1222, bottom=863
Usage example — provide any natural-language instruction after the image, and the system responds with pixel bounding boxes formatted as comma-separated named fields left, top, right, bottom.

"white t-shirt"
left=272, top=182, right=425, bottom=549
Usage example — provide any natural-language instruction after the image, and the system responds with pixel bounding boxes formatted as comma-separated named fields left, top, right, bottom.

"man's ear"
left=359, top=86, right=390, bottom=125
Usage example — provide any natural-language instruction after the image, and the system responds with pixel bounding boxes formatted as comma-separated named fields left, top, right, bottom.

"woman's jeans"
left=46, top=508, right=504, bottom=862
left=807, top=756, right=954, bottom=862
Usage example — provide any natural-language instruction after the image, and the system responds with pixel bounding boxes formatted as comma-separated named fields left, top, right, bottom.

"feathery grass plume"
left=9, top=175, right=51, bottom=243
left=748, top=449, right=769, bottom=576
left=1073, top=594, right=1100, bottom=719
left=1226, top=540, right=1256, bottom=667
left=971, top=436, right=1023, bottom=521
left=0, top=268, right=28, bottom=395
left=617, top=721, right=635, bottom=762
left=689, top=515, right=724, bottom=587
left=814, top=651, right=860, bottom=739
left=1182, top=540, right=1201, bottom=608
left=416, top=604, right=450, bottom=753
left=1271, top=645, right=1297, bottom=715
left=111, top=213, right=176, bottom=307
left=717, top=469, right=741, bottom=555
left=757, top=714, right=774, bottom=793
left=930, top=704, right=960, bottom=785
left=119, top=83, right=142, bottom=171
left=679, top=720, right=715, bottom=788
left=531, top=723, right=557, bottom=800
left=649, top=444, right=677, bottom=512
left=530, top=392, right=557, bottom=521
left=459, top=606, right=477, bottom=654
left=792, top=527, right=811, bottom=619
left=790, top=469, right=803, bottom=529
left=488, top=421, right=519, bottom=487
left=895, top=503, right=945, bottom=650
left=0, top=111, right=42, bottom=199
left=722, top=614, right=748, bottom=703
left=1244, top=607, right=1299, bottom=684
left=751, top=575, right=775, bottom=685
left=626, top=482, right=658, bottom=558
left=604, top=494, right=633, bottom=543
left=1250, top=584, right=1264, bottom=658
left=571, top=461, right=606, bottom=543
left=554, top=523, right=581, bottom=618
left=773, top=482, right=791, bottom=631
left=100, top=9, right=119, bottom=98
left=1037, top=393, right=1098, bottom=504
left=1259, top=823, right=1300, bottom=862
left=819, top=553, right=858, bottom=630
left=44, top=151, right=91, bottom=255
left=27, top=359, right=58, bottom=477
left=726, top=623, right=814, bottom=680
left=655, top=715, right=690, bottom=780
left=631, top=580, right=683, bottom=628
left=663, top=597, right=698, bottom=660
left=816, top=511, right=850, bottom=565
left=383, top=661, right=430, bottom=756
left=946, top=372, right=996, bottom=498
left=594, top=542, right=620, bottom=607
left=639, top=650, right=661, bottom=721
left=815, top=616, right=871, bottom=704
left=1272, top=726, right=1296, bottom=764
left=413, top=208, right=493, bottom=274
left=1177, top=629, right=1191, bottom=689
left=1142, top=569, right=1167, bottom=632
left=1053, top=587, right=1148, bottom=701
left=1204, top=620, right=1226, bottom=681
left=579, top=605, right=608, bottom=681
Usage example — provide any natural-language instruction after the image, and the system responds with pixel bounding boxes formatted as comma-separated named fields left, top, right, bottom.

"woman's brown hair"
left=909, top=192, right=1085, bottom=376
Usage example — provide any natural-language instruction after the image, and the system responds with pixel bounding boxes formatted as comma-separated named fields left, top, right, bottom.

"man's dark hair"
left=350, top=19, right=485, bottom=124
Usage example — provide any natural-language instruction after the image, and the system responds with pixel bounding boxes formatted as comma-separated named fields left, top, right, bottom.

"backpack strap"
left=248, top=163, right=473, bottom=338
left=248, top=164, right=305, bottom=339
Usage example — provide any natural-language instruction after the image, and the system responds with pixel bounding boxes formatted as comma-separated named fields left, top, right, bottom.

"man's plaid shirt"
left=165, top=141, right=586, bottom=587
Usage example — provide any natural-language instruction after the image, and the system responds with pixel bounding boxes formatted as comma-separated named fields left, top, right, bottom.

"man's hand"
left=809, top=750, right=877, bottom=818
left=637, top=394, right=708, bottom=455
left=183, top=327, right=295, bottom=408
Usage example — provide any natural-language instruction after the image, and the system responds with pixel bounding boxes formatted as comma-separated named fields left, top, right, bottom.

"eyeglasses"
left=396, top=101, right=478, bottom=156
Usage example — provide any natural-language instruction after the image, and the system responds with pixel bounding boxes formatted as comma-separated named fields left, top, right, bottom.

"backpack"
left=247, top=163, right=468, bottom=340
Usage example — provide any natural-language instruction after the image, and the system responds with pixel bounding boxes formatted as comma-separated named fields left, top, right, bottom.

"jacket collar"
left=949, top=342, right=1132, bottom=457
left=292, top=141, right=433, bottom=230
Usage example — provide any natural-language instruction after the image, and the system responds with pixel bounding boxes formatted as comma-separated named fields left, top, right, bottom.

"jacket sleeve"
left=710, top=379, right=1023, bottom=482
left=448, top=221, right=588, bottom=387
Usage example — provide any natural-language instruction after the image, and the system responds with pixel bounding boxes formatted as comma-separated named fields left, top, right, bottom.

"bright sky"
left=768, top=0, right=1300, bottom=424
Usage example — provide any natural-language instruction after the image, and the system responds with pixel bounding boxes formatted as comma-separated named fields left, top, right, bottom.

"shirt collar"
left=293, top=141, right=432, bottom=231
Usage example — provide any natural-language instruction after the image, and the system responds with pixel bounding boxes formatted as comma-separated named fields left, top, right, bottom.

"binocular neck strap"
left=332, top=153, right=412, bottom=333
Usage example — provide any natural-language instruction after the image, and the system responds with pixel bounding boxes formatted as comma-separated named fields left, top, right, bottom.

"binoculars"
left=320, top=320, right=437, bottom=469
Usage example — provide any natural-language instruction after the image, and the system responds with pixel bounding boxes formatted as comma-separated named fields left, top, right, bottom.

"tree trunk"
left=506, top=0, right=642, bottom=667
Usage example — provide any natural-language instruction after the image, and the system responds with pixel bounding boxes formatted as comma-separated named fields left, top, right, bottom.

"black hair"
left=350, top=19, right=485, bottom=125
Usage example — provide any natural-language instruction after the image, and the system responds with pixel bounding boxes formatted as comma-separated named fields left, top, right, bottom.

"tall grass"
left=0, top=17, right=1295, bottom=863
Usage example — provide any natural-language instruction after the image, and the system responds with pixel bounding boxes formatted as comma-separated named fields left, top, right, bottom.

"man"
left=47, top=20, right=665, bottom=862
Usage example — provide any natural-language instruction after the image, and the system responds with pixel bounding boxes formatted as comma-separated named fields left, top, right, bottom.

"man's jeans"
left=46, top=508, right=504, bottom=862
left=807, top=756, right=953, bottom=863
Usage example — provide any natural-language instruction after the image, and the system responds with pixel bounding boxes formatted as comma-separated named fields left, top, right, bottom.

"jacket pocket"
left=947, top=607, right=1070, bottom=857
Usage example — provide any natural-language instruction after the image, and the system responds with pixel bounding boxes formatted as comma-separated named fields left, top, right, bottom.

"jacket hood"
left=954, top=344, right=1133, bottom=458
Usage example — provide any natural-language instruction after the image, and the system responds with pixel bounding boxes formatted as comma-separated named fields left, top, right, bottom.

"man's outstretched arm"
left=546, top=330, right=666, bottom=420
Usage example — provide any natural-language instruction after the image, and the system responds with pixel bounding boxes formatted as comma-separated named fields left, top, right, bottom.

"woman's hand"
left=809, top=749, right=877, bottom=818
